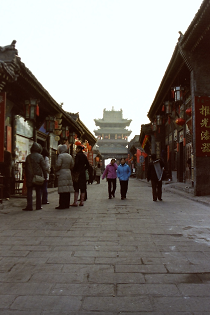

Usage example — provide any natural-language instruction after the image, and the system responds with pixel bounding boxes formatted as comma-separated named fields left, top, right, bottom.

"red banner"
left=0, top=93, right=6, bottom=162
left=195, top=96, right=210, bottom=157
left=87, top=151, right=93, bottom=165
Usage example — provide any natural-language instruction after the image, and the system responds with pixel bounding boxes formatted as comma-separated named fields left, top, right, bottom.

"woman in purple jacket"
left=102, top=158, right=118, bottom=199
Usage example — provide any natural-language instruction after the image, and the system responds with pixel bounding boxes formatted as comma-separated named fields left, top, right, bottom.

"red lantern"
left=186, top=108, right=192, bottom=116
left=175, top=118, right=185, bottom=126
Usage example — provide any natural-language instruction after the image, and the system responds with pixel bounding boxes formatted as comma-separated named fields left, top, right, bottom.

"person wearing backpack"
left=147, top=154, right=164, bottom=201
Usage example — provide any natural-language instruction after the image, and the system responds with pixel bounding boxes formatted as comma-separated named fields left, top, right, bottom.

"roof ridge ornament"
left=0, top=40, right=17, bottom=52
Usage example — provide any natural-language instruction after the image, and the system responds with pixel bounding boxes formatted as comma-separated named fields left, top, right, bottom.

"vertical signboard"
left=0, top=93, right=6, bottom=162
left=6, top=126, right=12, bottom=152
left=87, top=151, right=93, bottom=165
left=195, top=96, right=210, bottom=156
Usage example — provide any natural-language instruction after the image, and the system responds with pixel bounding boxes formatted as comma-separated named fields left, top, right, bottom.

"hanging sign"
left=87, top=151, right=93, bottom=165
left=0, top=93, right=6, bottom=162
left=195, top=96, right=210, bottom=156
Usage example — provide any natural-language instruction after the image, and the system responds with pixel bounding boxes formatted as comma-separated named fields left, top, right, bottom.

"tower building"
left=94, top=108, right=132, bottom=163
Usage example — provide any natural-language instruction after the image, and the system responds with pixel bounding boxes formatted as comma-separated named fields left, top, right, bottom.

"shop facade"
left=0, top=42, right=96, bottom=196
left=140, top=0, right=210, bottom=195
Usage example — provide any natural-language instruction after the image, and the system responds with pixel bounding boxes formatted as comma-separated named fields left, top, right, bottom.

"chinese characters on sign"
left=195, top=96, right=210, bottom=156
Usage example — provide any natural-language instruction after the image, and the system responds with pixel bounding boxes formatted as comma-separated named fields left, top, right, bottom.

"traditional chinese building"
left=0, top=41, right=96, bottom=195
left=94, top=108, right=131, bottom=165
left=140, top=0, right=210, bottom=196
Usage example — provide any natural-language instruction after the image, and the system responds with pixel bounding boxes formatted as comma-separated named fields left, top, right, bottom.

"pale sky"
left=1, top=0, right=203, bottom=140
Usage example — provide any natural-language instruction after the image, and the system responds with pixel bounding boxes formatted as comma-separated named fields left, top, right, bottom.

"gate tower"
left=94, top=108, right=132, bottom=166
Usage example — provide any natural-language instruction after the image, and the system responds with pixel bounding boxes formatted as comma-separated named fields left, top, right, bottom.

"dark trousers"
left=151, top=180, right=162, bottom=200
left=96, top=175, right=100, bottom=184
left=120, top=180, right=128, bottom=198
left=3, top=176, right=11, bottom=198
left=59, top=192, right=70, bottom=208
left=107, top=178, right=116, bottom=197
left=27, top=185, right=42, bottom=210
left=42, top=180, right=48, bottom=204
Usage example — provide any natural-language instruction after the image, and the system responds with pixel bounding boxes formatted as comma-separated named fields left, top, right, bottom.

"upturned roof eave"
left=147, top=0, right=210, bottom=121
left=15, top=61, right=84, bottom=134
left=181, top=0, right=210, bottom=51
left=76, top=117, right=97, bottom=145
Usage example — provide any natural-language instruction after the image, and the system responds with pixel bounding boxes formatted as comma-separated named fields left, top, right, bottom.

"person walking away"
left=10, top=152, right=16, bottom=195
left=71, top=145, right=90, bottom=207
left=22, top=142, right=47, bottom=211
left=147, top=154, right=164, bottom=201
left=88, top=165, right=94, bottom=184
left=117, top=158, right=131, bottom=200
left=41, top=148, right=50, bottom=204
left=49, top=166, right=56, bottom=188
left=0, top=146, right=12, bottom=200
left=102, top=158, right=118, bottom=199
left=55, top=144, right=74, bottom=209
left=95, top=163, right=101, bottom=184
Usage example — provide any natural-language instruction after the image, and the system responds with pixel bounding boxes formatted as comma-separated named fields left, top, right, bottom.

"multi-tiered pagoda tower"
left=94, top=108, right=132, bottom=163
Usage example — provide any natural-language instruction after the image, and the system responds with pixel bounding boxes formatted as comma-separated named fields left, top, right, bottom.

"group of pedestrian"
left=6, top=140, right=164, bottom=210
left=102, top=154, right=165, bottom=202
left=102, top=157, right=131, bottom=200
left=22, top=143, right=91, bottom=211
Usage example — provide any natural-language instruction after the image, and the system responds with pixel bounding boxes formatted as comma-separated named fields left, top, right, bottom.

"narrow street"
left=0, top=178, right=210, bottom=314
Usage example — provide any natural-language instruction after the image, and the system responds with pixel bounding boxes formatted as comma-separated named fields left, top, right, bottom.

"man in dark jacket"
left=23, top=142, right=47, bottom=211
left=71, top=145, right=90, bottom=207
left=147, top=154, right=164, bottom=201
left=0, top=146, right=12, bottom=200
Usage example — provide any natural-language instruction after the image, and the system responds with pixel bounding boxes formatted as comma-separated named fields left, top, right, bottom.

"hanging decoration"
left=173, top=86, right=184, bottom=101
left=152, top=121, right=157, bottom=131
left=156, top=115, right=162, bottom=126
left=165, top=101, right=172, bottom=114
left=175, top=118, right=186, bottom=126
left=142, top=135, right=149, bottom=149
left=186, top=108, right=192, bottom=116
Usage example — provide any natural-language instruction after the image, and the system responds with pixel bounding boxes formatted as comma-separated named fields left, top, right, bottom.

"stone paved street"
left=0, top=178, right=210, bottom=314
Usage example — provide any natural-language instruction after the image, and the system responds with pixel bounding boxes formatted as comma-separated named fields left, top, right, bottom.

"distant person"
left=102, top=158, right=118, bottom=199
left=95, top=163, right=101, bottom=184
left=41, top=148, right=50, bottom=204
left=49, top=166, right=56, bottom=188
left=23, top=142, right=47, bottom=211
left=147, top=154, right=164, bottom=201
left=71, top=145, right=90, bottom=207
left=55, top=144, right=74, bottom=209
left=117, top=158, right=131, bottom=200
left=88, top=165, right=94, bottom=184
left=0, top=146, right=12, bottom=200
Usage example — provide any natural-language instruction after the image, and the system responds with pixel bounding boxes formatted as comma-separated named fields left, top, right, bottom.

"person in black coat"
left=71, top=145, right=90, bottom=207
left=147, top=154, right=164, bottom=201
left=0, top=146, right=12, bottom=200
left=23, top=142, right=47, bottom=211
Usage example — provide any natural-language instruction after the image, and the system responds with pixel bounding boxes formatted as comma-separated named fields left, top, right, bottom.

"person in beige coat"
left=55, top=144, right=74, bottom=209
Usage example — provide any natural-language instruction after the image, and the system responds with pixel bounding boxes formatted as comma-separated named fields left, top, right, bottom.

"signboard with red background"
left=0, top=93, right=6, bottom=162
left=195, top=96, right=210, bottom=157
left=87, top=151, right=93, bottom=165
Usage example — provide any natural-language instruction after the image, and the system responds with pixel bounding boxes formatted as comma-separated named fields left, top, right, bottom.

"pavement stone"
left=0, top=179, right=210, bottom=313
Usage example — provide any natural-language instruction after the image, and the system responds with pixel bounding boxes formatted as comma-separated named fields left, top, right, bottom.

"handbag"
left=32, top=174, right=45, bottom=185
left=71, top=171, right=80, bottom=183
left=28, top=156, right=45, bottom=186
